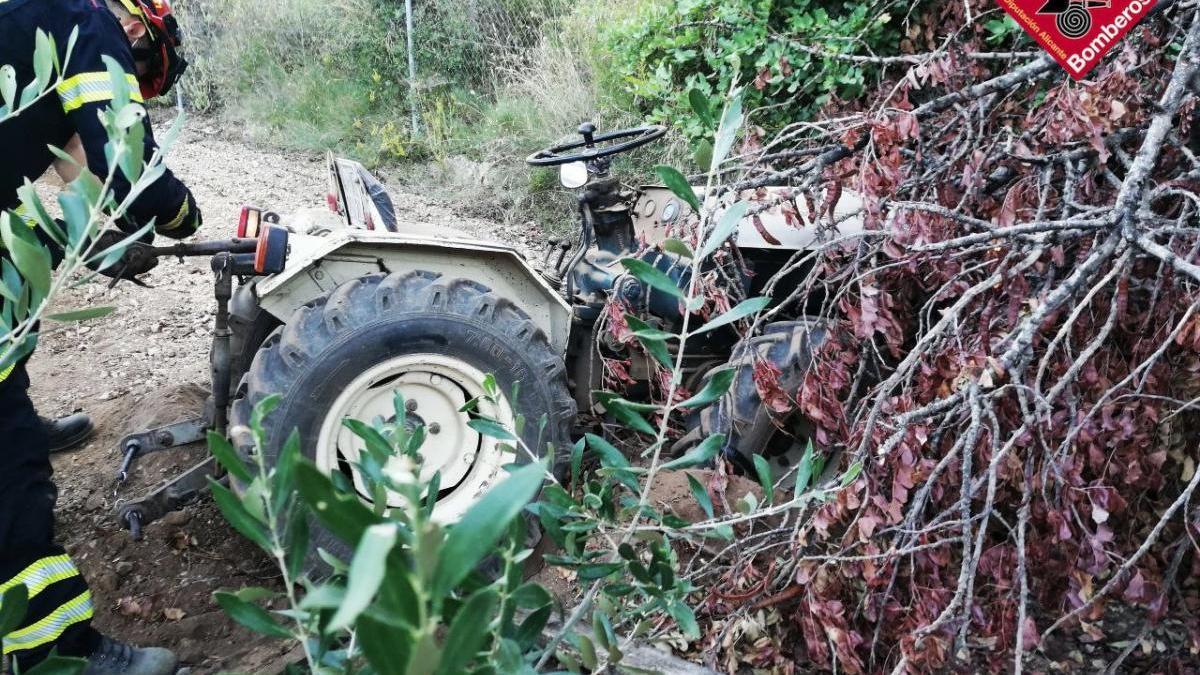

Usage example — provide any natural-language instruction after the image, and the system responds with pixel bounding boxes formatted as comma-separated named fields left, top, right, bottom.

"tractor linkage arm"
left=113, top=226, right=289, bottom=540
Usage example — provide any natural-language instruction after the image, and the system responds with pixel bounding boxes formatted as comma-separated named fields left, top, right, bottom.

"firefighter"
left=1, top=0, right=200, bottom=673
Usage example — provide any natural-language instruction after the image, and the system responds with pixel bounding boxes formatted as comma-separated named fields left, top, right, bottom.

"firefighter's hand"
left=86, top=230, right=158, bottom=282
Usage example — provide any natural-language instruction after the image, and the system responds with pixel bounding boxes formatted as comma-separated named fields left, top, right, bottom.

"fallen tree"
left=680, top=0, right=1200, bottom=671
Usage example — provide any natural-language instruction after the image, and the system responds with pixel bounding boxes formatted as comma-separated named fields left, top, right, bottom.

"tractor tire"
left=229, top=270, right=575, bottom=569
left=695, top=320, right=827, bottom=483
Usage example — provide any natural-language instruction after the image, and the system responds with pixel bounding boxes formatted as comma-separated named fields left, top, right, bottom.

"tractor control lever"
left=127, top=225, right=290, bottom=276
left=578, top=122, right=596, bottom=148
left=148, top=237, right=259, bottom=259
left=554, top=239, right=572, bottom=271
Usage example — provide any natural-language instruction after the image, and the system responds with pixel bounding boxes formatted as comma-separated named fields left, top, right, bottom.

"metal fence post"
left=405, top=0, right=420, bottom=136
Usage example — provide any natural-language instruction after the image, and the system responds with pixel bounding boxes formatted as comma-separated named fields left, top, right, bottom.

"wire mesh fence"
left=178, top=0, right=583, bottom=128
left=404, top=0, right=578, bottom=129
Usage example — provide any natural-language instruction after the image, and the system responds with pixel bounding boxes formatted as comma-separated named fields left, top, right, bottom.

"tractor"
left=112, top=123, right=864, bottom=563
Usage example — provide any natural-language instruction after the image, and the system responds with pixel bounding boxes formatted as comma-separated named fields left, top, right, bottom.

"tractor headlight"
left=662, top=200, right=680, bottom=223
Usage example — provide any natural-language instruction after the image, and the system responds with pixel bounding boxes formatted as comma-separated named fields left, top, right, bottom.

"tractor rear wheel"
left=694, top=320, right=827, bottom=486
left=229, top=270, right=574, bottom=567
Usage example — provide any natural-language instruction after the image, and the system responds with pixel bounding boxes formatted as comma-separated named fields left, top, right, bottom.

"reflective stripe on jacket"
left=0, top=0, right=200, bottom=238
left=0, top=555, right=94, bottom=656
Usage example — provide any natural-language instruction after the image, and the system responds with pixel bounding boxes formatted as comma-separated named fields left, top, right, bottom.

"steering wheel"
left=527, top=122, right=667, bottom=166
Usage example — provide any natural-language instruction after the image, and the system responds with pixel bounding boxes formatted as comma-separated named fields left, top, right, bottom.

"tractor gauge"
left=662, top=200, right=680, bottom=223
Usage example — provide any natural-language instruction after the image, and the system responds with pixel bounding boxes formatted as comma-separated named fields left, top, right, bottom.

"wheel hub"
left=315, top=354, right=515, bottom=522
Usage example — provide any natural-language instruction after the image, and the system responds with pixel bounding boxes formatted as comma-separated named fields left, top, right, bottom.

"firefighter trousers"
left=0, top=364, right=99, bottom=670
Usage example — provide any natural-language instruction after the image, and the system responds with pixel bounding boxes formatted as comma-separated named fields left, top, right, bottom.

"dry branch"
left=685, top=0, right=1200, bottom=670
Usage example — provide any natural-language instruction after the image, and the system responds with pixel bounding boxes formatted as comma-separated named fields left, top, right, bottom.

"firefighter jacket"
left=1, top=0, right=201, bottom=383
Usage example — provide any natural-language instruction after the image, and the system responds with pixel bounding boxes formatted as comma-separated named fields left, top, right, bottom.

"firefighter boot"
left=40, top=414, right=95, bottom=453
left=83, top=636, right=177, bottom=675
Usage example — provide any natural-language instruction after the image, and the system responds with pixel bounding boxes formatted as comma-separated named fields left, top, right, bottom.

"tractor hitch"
left=111, top=417, right=212, bottom=541
left=113, top=417, right=209, bottom=484
left=116, top=457, right=219, bottom=542
left=112, top=226, right=290, bottom=540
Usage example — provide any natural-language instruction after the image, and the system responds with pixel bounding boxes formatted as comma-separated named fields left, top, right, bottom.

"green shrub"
left=175, top=0, right=921, bottom=169
left=602, top=0, right=919, bottom=141
left=175, top=0, right=415, bottom=162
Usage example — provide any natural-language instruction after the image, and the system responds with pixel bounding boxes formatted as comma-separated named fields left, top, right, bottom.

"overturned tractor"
left=113, top=125, right=861, bottom=564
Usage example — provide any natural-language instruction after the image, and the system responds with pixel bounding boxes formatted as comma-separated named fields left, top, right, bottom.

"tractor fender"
left=254, top=229, right=572, bottom=354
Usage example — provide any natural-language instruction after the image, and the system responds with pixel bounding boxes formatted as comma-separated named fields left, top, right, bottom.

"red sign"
left=995, top=0, right=1156, bottom=79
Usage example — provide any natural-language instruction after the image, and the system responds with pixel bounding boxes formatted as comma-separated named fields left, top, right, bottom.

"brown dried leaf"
left=115, top=596, right=145, bottom=617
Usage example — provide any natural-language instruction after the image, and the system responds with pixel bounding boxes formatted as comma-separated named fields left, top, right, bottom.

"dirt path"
left=25, top=123, right=524, bottom=673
